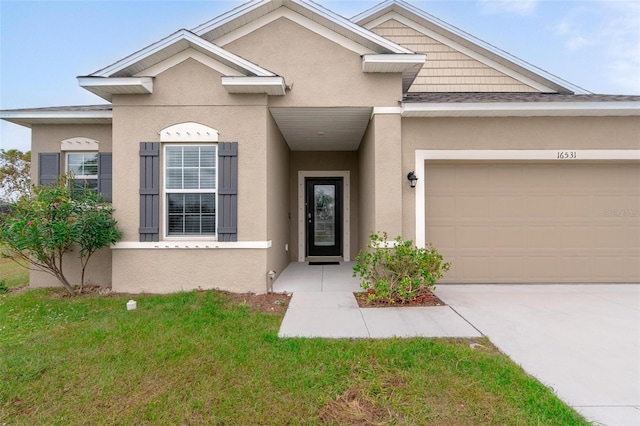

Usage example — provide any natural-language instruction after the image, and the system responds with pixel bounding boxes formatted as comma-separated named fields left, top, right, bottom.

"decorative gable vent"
left=60, top=137, right=99, bottom=151
left=159, top=122, right=219, bottom=142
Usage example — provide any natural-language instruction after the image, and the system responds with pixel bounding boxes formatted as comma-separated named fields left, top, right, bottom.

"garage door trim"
left=414, top=149, right=640, bottom=248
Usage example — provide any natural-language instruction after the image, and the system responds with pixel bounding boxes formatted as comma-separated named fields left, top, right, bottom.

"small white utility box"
left=126, top=300, right=137, bottom=311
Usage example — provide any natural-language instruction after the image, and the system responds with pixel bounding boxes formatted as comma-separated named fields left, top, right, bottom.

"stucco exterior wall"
left=400, top=115, right=640, bottom=241
left=289, top=151, right=359, bottom=261
left=358, top=120, right=375, bottom=251
left=266, top=111, right=291, bottom=281
left=29, top=247, right=112, bottom=288
left=111, top=59, right=270, bottom=243
left=29, top=124, right=114, bottom=288
left=110, top=58, right=273, bottom=293
left=372, top=114, right=403, bottom=239
left=223, top=17, right=402, bottom=108
left=31, top=124, right=113, bottom=184
left=111, top=249, right=267, bottom=293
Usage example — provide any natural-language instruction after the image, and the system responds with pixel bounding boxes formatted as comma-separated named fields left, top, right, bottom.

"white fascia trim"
left=221, top=76, right=286, bottom=95
left=214, top=9, right=374, bottom=56
left=133, top=48, right=245, bottom=78
left=372, top=107, right=402, bottom=116
left=196, top=0, right=411, bottom=54
left=112, top=241, right=273, bottom=249
left=91, top=29, right=274, bottom=78
left=402, top=102, right=640, bottom=117
left=0, top=110, right=113, bottom=120
left=290, top=0, right=413, bottom=54
left=362, top=54, right=426, bottom=72
left=365, top=12, right=559, bottom=94
left=414, top=149, right=640, bottom=248
left=192, top=0, right=276, bottom=36
left=77, top=77, right=153, bottom=96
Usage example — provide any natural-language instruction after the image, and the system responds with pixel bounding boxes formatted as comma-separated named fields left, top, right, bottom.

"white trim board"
left=214, top=8, right=375, bottom=56
left=414, top=149, right=640, bottom=248
left=363, top=12, right=557, bottom=93
left=112, top=241, right=272, bottom=249
left=297, top=170, right=351, bottom=262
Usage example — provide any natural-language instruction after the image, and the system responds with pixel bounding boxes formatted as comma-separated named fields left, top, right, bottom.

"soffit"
left=354, top=0, right=584, bottom=94
left=269, top=107, right=372, bottom=151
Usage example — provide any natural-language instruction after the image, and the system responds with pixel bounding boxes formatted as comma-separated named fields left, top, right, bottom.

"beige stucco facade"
left=9, top=0, right=639, bottom=292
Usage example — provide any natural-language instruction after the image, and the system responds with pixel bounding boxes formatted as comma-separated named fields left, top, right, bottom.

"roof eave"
left=354, top=0, right=585, bottom=95
left=221, top=76, right=286, bottom=95
left=0, top=110, right=113, bottom=128
left=401, top=101, right=640, bottom=117
left=77, top=77, right=154, bottom=101
left=87, top=29, right=276, bottom=79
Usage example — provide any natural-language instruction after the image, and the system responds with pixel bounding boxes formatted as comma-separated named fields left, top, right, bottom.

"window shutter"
left=218, top=142, right=238, bottom=242
left=98, top=153, right=113, bottom=202
left=139, top=142, right=160, bottom=242
left=38, top=153, right=60, bottom=186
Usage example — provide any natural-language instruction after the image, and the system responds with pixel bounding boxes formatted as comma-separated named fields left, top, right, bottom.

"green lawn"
left=0, top=257, right=29, bottom=289
left=0, top=289, right=589, bottom=425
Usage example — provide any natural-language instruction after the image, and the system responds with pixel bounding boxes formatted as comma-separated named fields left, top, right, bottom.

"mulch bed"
left=354, top=287, right=446, bottom=308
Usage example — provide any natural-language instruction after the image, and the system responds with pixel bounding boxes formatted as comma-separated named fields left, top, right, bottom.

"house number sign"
left=556, top=151, right=577, bottom=159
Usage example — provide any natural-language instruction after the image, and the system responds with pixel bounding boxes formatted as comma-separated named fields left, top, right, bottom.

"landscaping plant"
left=353, top=232, right=450, bottom=304
left=0, top=176, right=122, bottom=294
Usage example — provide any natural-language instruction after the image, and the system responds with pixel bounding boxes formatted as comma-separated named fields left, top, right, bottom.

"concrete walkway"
left=275, top=262, right=481, bottom=338
left=273, top=262, right=640, bottom=426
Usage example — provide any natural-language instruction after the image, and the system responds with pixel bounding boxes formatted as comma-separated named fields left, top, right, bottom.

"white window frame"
left=65, top=151, right=99, bottom=192
left=162, top=143, right=218, bottom=240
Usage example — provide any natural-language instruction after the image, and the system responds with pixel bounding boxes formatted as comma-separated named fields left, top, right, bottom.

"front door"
left=306, top=178, right=342, bottom=257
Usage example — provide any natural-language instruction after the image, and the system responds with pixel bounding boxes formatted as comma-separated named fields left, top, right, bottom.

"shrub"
left=353, top=232, right=450, bottom=304
left=0, top=176, right=122, bottom=294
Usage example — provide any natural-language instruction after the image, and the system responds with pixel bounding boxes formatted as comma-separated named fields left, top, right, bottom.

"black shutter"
left=139, top=142, right=160, bottom=242
left=218, top=142, right=238, bottom=242
left=38, top=153, right=60, bottom=186
left=98, top=153, right=112, bottom=202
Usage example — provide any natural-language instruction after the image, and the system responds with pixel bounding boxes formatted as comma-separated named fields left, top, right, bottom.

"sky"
left=1, top=0, right=639, bottom=153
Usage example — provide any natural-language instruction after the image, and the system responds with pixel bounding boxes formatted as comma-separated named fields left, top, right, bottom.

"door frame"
left=298, top=170, right=350, bottom=262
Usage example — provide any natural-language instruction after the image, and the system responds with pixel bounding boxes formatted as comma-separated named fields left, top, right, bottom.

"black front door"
left=306, top=178, right=342, bottom=257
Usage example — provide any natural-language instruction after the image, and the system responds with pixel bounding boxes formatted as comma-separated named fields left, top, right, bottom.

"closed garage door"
left=426, top=162, right=640, bottom=283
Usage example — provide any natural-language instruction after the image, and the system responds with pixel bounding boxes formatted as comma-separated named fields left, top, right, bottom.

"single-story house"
left=2, top=0, right=639, bottom=293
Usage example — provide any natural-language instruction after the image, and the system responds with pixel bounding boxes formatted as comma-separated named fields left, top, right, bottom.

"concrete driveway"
left=435, top=284, right=640, bottom=426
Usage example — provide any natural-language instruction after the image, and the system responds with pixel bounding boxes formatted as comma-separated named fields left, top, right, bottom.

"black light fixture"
left=407, top=171, right=418, bottom=188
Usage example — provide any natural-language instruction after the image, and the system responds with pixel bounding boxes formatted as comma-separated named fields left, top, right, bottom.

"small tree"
left=353, top=232, right=450, bottom=304
left=0, top=149, right=31, bottom=202
left=0, top=177, right=122, bottom=294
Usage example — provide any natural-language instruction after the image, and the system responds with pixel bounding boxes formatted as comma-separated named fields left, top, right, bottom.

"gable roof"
left=86, top=29, right=277, bottom=79
left=192, top=0, right=413, bottom=55
left=353, top=0, right=586, bottom=95
left=78, top=29, right=287, bottom=99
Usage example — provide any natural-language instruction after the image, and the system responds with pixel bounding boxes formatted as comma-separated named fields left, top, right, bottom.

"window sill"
left=111, top=241, right=272, bottom=249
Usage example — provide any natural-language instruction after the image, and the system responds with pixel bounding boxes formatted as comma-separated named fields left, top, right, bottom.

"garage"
left=425, top=162, right=640, bottom=283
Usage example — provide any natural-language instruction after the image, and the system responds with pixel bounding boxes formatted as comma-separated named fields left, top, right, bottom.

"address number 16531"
left=557, top=151, right=577, bottom=159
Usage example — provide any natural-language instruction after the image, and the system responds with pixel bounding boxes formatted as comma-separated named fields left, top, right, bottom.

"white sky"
left=1, top=0, right=639, bottom=153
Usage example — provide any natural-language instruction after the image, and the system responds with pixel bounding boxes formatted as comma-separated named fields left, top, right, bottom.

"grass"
left=0, top=289, right=590, bottom=425
left=0, top=257, right=29, bottom=289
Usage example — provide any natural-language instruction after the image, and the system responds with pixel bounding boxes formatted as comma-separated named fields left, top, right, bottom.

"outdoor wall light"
left=407, top=171, right=418, bottom=188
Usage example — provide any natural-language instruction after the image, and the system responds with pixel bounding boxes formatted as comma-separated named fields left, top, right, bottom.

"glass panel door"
left=306, top=178, right=342, bottom=257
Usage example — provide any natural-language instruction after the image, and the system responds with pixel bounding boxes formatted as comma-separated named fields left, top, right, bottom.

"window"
left=67, top=152, right=98, bottom=192
left=164, top=145, right=217, bottom=237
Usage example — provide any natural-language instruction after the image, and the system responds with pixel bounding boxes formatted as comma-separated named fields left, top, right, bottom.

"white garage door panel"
left=426, top=163, right=640, bottom=283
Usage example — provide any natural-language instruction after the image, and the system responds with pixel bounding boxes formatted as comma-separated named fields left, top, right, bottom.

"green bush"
left=0, top=176, right=122, bottom=294
left=353, top=232, right=450, bottom=304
